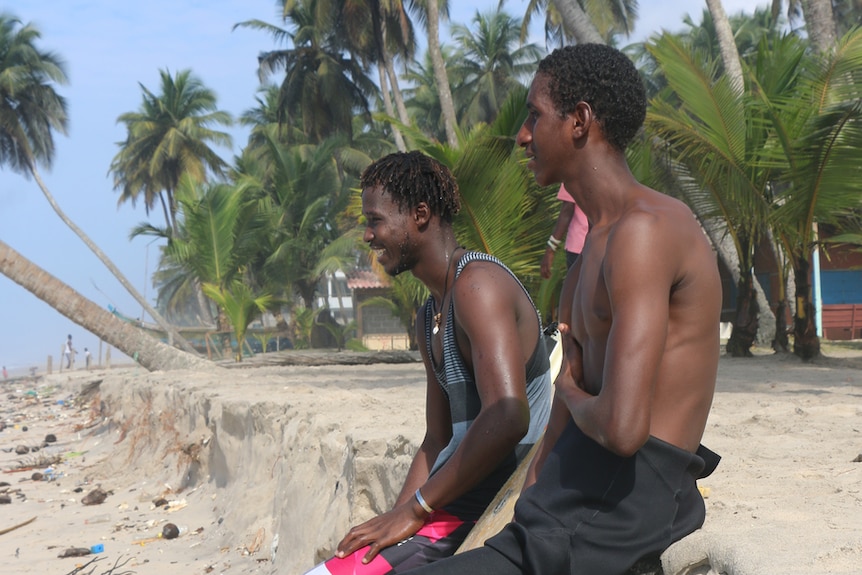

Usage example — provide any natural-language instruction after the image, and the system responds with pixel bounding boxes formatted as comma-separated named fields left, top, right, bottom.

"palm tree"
left=132, top=175, right=270, bottom=346
left=402, top=46, right=465, bottom=142
left=110, top=68, right=233, bottom=236
left=647, top=28, right=862, bottom=360
left=0, top=14, right=199, bottom=355
left=449, top=8, right=542, bottom=127
left=202, top=281, right=273, bottom=361
left=235, top=0, right=377, bottom=143
left=757, top=28, right=862, bottom=359
left=646, top=33, right=775, bottom=357
left=635, top=7, right=788, bottom=351
left=337, top=0, right=416, bottom=151
left=236, top=134, right=359, bottom=314
left=0, top=240, right=213, bottom=371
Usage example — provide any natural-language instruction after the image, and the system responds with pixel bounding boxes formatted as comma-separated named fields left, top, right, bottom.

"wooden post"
left=105, top=347, right=111, bottom=369
left=47, top=355, right=52, bottom=374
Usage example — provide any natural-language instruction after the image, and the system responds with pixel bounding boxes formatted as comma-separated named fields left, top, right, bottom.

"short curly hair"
left=360, top=151, right=461, bottom=223
left=537, top=44, right=646, bottom=152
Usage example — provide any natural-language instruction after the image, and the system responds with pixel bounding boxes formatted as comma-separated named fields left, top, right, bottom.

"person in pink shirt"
left=541, top=184, right=588, bottom=278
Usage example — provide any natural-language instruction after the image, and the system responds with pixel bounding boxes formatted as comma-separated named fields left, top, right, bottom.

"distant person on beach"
left=2, top=366, right=6, bottom=380
left=84, top=348, right=92, bottom=369
left=63, top=334, right=75, bottom=369
left=540, top=184, right=588, bottom=278
left=407, top=44, right=722, bottom=575
left=301, top=151, right=552, bottom=575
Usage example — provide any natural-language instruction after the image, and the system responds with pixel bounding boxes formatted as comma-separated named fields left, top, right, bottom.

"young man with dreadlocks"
left=405, top=43, right=722, bottom=575
left=303, top=151, right=552, bottom=575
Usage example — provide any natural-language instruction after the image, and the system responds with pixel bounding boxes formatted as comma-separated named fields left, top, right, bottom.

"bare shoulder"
left=607, top=188, right=682, bottom=252
left=452, top=258, right=521, bottom=303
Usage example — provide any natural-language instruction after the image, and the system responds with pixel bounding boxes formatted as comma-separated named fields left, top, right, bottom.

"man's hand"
left=335, top=501, right=426, bottom=564
left=556, top=322, right=587, bottom=394
left=541, top=247, right=555, bottom=279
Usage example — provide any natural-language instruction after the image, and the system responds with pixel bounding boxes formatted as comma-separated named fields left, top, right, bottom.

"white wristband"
left=547, top=239, right=559, bottom=252
left=415, top=488, right=434, bottom=514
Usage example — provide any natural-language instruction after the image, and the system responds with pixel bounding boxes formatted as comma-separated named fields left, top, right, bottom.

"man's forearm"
left=414, top=400, right=528, bottom=512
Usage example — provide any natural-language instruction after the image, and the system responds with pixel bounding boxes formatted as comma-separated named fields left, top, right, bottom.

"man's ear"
left=414, top=202, right=431, bottom=227
left=571, top=101, right=594, bottom=141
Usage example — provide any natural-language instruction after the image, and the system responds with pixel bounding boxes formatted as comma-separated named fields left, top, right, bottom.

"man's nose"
left=363, top=226, right=373, bottom=243
left=515, top=122, right=530, bottom=147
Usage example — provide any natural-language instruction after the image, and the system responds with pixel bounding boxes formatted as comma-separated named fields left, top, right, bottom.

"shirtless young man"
left=407, top=44, right=722, bottom=575
left=303, top=151, right=552, bottom=575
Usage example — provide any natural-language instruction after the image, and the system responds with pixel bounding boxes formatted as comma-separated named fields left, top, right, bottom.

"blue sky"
left=0, top=0, right=759, bottom=374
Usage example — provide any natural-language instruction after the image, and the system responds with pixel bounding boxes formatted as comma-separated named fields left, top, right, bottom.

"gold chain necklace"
left=433, top=246, right=461, bottom=335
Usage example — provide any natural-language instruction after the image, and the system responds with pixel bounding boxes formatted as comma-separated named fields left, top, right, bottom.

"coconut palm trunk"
left=792, top=255, right=820, bottom=359
left=29, top=164, right=200, bottom=356
left=802, top=0, right=837, bottom=53
left=706, top=0, right=745, bottom=93
left=378, top=61, right=407, bottom=151
left=549, top=0, right=603, bottom=43
left=0, top=240, right=214, bottom=372
left=424, top=0, right=459, bottom=148
left=705, top=0, right=778, bottom=349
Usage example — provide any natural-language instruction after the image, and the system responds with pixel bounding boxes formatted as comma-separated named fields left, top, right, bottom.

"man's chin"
left=386, top=264, right=408, bottom=277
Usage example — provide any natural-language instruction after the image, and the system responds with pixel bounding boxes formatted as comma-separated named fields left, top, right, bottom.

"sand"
left=0, top=348, right=860, bottom=575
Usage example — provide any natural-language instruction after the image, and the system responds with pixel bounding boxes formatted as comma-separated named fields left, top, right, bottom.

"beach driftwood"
left=0, top=515, right=35, bottom=536
left=219, top=349, right=422, bottom=368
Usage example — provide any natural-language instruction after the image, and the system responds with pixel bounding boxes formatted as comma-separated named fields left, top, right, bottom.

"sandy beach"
left=1, top=347, right=860, bottom=575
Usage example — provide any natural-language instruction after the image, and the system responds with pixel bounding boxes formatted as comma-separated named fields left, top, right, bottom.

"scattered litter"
left=58, top=547, right=91, bottom=558
left=81, top=487, right=108, bottom=505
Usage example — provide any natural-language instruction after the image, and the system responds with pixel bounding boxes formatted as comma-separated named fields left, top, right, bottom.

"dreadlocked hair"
left=537, top=44, right=646, bottom=153
left=360, top=151, right=461, bottom=223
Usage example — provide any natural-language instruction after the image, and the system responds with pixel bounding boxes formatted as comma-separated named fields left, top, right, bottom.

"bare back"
left=570, top=184, right=721, bottom=453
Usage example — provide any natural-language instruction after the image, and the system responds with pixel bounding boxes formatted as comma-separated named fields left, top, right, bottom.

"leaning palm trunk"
left=0, top=240, right=215, bottom=372
left=29, top=164, right=200, bottom=356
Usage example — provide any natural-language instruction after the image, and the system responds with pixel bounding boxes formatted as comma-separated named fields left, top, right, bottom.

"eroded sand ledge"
left=90, top=363, right=426, bottom=574
left=27, top=353, right=858, bottom=575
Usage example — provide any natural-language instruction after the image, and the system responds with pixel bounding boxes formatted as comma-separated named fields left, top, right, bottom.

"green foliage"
left=316, top=316, right=358, bottom=351
left=201, top=281, right=273, bottom=361
left=234, top=0, right=377, bottom=143
left=132, top=174, right=269, bottom=329
left=291, top=306, right=317, bottom=349
left=235, top=133, right=362, bottom=309
left=449, top=8, right=543, bottom=126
